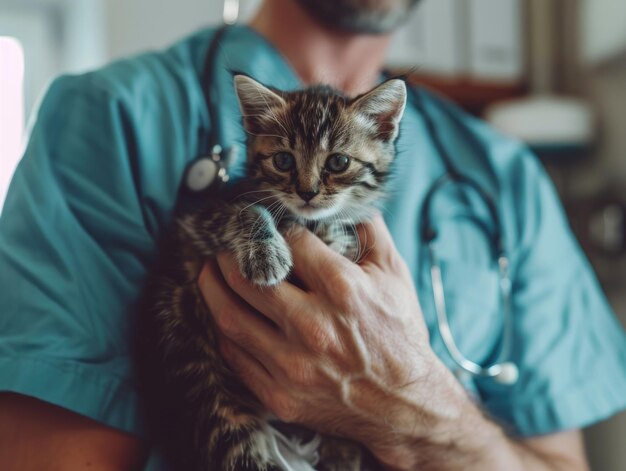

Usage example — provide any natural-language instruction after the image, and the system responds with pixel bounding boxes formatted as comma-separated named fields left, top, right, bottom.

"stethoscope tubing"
left=411, top=87, right=519, bottom=385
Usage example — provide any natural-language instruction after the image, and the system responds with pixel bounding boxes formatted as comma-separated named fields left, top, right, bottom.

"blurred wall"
left=581, top=0, right=626, bottom=64
left=105, top=0, right=221, bottom=60
left=552, top=0, right=626, bottom=196
left=0, top=0, right=107, bottom=117
left=580, top=41, right=626, bottom=471
left=549, top=2, right=626, bottom=470
left=583, top=65, right=626, bottom=193
left=555, top=0, right=626, bottom=229
left=104, top=0, right=260, bottom=61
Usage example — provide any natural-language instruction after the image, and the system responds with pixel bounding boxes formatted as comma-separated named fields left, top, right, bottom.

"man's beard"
left=294, top=0, right=422, bottom=34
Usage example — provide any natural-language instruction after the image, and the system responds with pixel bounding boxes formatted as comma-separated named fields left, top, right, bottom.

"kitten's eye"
left=325, top=154, right=351, bottom=173
left=272, top=152, right=295, bottom=172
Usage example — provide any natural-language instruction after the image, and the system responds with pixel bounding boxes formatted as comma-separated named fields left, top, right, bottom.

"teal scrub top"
left=1, top=25, right=626, bottom=465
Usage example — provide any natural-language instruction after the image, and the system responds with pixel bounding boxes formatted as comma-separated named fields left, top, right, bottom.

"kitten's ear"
left=234, top=75, right=286, bottom=129
left=351, top=79, right=407, bottom=142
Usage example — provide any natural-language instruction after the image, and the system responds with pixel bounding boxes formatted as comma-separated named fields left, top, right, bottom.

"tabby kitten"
left=136, top=75, right=407, bottom=471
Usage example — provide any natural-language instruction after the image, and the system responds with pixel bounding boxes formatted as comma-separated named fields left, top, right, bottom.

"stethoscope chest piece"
left=492, top=362, right=519, bottom=385
left=185, top=145, right=232, bottom=193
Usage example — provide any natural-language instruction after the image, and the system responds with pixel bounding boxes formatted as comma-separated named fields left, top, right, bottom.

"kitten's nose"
left=297, top=189, right=319, bottom=202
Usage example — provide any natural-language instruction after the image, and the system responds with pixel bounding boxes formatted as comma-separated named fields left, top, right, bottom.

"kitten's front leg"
left=179, top=202, right=293, bottom=286
left=232, top=205, right=293, bottom=286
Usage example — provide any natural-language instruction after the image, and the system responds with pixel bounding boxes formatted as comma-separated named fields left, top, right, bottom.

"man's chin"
left=294, top=0, right=423, bottom=35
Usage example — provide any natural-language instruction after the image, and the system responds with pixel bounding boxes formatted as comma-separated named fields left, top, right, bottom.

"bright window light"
left=0, top=36, right=25, bottom=212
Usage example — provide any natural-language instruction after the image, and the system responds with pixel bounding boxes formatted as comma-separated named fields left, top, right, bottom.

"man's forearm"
left=0, top=393, right=147, bottom=471
left=367, top=365, right=587, bottom=471
left=376, top=410, right=580, bottom=471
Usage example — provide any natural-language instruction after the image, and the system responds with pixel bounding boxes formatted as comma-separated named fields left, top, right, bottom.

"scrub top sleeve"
left=479, top=150, right=626, bottom=437
left=0, top=75, right=155, bottom=436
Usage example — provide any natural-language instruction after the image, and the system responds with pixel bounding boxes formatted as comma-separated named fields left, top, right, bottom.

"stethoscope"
left=418, top=93, right=519, bottom=385
left=183, top=20, right=519, bottom=386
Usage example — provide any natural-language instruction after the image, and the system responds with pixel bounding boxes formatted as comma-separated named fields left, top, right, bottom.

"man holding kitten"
left=1, top=0, right=625, bottom=469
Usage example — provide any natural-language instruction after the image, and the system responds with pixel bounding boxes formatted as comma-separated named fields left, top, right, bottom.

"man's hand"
left=198, top=214, right=590, bottom=471
left=198, top=214, right=471, bottom=464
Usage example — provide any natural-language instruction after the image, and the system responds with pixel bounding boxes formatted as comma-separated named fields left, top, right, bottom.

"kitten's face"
left=234, top=76, right=406, bottom=222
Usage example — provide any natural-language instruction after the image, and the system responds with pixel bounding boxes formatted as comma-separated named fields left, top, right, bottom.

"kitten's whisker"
left=338, top=207, right=362, bottom=263
left=241, top=198, right=281, bottom=243
left=234, top=189, right=274, bottom=200
left=249, top=200, right=281, bottom=240
left=260, top=200, right=286, bottom=237
left=335, top=212, right=347, bottom=257
left=331, top=209, right=347, bottom=259
left=377, top=205, right=393, bottom=217
left=238, top=195, right=278, bottom=216
left=272, top=201, right=287, bottom=219
left=264, top=200, right=283, bottom=222
left=346, top=210, right=365, bottom=264
left=272, top=203, right=288, bottom=228
left=361, top=216, right=375, bottom=262
left=341, top=211, right=360, bottom=263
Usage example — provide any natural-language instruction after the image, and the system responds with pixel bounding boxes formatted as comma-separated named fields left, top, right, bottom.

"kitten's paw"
left=235, top=206, right=292, bottom=286
left=238, top=238, right=293, bottom=287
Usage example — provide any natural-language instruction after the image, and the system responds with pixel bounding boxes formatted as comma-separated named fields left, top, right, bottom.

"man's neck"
left=249, top=0, right=391, bottom=96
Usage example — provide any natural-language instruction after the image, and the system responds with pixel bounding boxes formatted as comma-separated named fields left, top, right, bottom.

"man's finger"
left=215, top=253, right=310, bottom=331
left=219, top=336, right=278, bottom=408
left=356, top=213, right=397, bottom=266
left=198, top=261, right=286, bottom=371
left=286, top=227, right=357, bottom=293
